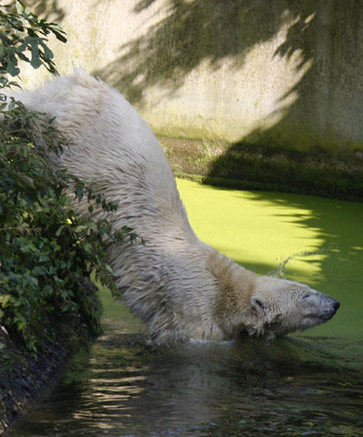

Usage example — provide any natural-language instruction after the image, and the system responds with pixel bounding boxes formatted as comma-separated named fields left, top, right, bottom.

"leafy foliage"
left=0, top=0, right=66, bottom=85
left=0, top=2, right=123, bottom=355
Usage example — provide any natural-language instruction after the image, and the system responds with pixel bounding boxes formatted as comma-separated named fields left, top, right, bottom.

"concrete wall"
left=23, top=0, right=363, bottom=150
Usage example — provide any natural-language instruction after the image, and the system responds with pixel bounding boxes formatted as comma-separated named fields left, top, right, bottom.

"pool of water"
left=9, top=181, right=363, bottom=436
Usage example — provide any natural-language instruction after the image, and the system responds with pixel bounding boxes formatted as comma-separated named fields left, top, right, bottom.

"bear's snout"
left=320, top=296, right=340, bottom=322
left=299, top=290, right=340, bottom=328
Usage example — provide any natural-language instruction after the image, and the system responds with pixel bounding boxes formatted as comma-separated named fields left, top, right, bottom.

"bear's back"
left=15, top=70, right=192, bottom=238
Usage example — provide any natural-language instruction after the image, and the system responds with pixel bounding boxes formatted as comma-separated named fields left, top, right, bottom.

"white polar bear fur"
left=5, top=70, right=340, bottom=344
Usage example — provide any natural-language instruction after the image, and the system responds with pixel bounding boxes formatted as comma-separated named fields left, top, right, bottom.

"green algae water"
left=10, top=180, right=363, bottom=436
left=177, top=180, right=363, bottom=340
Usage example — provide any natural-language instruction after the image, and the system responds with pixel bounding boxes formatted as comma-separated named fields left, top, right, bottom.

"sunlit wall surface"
left=20, top=0, right=363, bottom=151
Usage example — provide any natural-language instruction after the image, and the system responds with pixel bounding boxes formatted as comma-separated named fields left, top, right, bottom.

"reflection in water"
left=10, top=320, right=363, bottom=436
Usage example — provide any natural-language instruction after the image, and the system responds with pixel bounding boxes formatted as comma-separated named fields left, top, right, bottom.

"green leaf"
left=1, top=294, right=12, bottom=308
left=105, top=264, right=114, bottom=274
left=11, top=171, right=35, bottom=190
left=75, top=224, right=88, bottom=233
left=32, top=266, right=45, bottom=275
left=43, top=284, right=53, bottom=295
left=40, top=40, right=54, bottom=60
left=55, top=225, right=64, bottom=237
left=17, top=320, right=26, bottom=331
left=30, top=39, right=42, bottom=69
left=83, top=242, right=92, bottom=253
left=39, top=253, right=50, bottom=262
left=6, top=53, right=20, bottom=77
left=76, top=188, right=84, bottom=201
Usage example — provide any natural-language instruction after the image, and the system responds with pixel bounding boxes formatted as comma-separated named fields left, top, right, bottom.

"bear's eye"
left=302, top=293, right=311, bottom=300
left=253, top=298, right=264, bottom=308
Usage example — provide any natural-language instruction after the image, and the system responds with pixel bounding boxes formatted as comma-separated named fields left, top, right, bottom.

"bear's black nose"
left=332, top=300, right=340, bottom=313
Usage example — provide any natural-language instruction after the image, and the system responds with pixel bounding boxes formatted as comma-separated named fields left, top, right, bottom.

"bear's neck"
left=206, top=246, right=258, bottom=338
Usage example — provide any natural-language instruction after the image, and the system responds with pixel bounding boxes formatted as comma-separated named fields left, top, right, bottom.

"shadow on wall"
left=30, top=0, right=362, bottom=150
left=94, top=0, right=317, bottom=107
left=93, top=0, right=362, bottom=148
left=232, top=0, right=363, bottom=149
left=29, top=0, right=66, bottom=24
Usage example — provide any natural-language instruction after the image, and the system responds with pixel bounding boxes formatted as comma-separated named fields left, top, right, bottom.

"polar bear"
left=5, top=70, right=340, bottom=343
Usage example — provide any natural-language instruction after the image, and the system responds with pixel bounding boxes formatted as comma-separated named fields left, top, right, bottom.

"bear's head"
left=243, top=276, right=340, bottom=339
